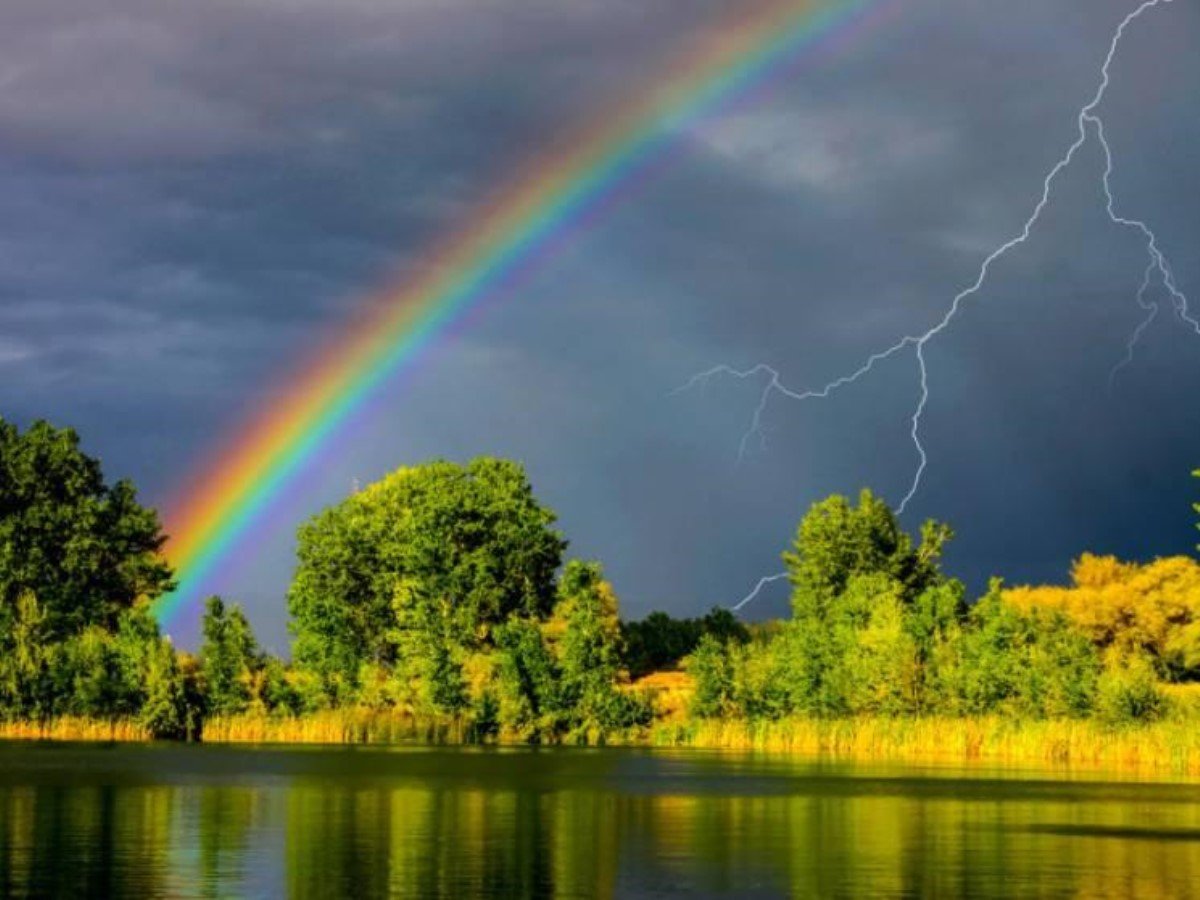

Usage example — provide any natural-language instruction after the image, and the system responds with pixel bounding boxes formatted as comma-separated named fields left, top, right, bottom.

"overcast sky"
left=2, top=0, right=1198, bottom=649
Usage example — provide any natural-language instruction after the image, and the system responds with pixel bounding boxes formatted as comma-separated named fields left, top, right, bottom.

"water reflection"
left=1, top=744, right=1199, bottom=898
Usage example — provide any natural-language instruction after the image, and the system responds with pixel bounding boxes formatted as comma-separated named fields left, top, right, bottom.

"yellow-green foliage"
left=202, top=710, right=472, bottom=744
left=651, top=716, right=1200, bottom=775
left=0, top=717, right=150, bottom=742
left=201, top=709, right=649, bottom=746
left=1006, top=554, right=1200, bottom=675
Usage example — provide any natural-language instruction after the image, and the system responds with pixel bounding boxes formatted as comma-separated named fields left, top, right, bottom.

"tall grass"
left=5, top=712, right=1200, bottom=777
left=202, top=710, right=473, bottom=744
left=650, top=716, right=1200, bottom=775
left=0, top=717, right=149, bottom=742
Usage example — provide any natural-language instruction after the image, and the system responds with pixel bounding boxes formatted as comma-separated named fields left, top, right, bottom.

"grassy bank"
left=202, top=710, right=648, bottom=747
left=0, top=717, right=150, bottom=742
left=201, top=710, right=1200, bottom=775
left=651, top=716, right=1200, bottom=775
left=202, top=710, right=474, bottom=745
left=5, top=712, right=1200, bottom=777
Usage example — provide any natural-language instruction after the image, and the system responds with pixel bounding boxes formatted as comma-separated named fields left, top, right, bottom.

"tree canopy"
left=287, top=458, right=566, bottom=699
left=622, top=608, right=749, bottom=679
left=1006, top=554, right=1200, bottom=681
left=1, top=407, right=1195, bottom=741
left=783, top=489, right=952, bottom=617
left=0, top=417, right=173, bottom=637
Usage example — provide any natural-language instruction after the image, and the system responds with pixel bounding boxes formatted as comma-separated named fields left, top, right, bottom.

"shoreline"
left=5, top=713, right=1200, bottom=776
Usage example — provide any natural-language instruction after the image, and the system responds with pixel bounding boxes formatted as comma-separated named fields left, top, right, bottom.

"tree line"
left=686, top=491, right=1175, bottom=725
left=1, top=414, right=1198, bottom=740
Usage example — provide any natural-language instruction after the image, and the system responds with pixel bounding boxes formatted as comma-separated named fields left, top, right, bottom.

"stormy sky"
left=2, top=0, right=1198, bottom=650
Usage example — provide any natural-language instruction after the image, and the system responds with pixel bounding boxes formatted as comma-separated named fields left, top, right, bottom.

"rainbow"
left=156, top=0, right=895, bottom=628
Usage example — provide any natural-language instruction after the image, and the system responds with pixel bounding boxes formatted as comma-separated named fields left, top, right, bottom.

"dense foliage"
left=279, top=459, right=650, bottom=739
left=621, top=608, right=749, bottom=678
left=1007, top=555, right=1200, bottom=682
left=686, top=490, right=1176, bottom=726
left=0, top=418, right=172, bottom=637
left=287, top=459, right=566, bottom=704
left=0, top=418, right=193, bottom=737
left=1, top=412, right=1197, bottom=742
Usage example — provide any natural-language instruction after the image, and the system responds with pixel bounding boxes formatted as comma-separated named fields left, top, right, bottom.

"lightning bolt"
left=731, top=572, right=791, bottom=612
left=1108, top=260, right=1158, bottom=388
left=684, top=0, right=1195, bottom=610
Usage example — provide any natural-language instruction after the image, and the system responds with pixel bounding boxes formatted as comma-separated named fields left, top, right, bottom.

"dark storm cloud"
left=1, top=0, right=1197, bottom=648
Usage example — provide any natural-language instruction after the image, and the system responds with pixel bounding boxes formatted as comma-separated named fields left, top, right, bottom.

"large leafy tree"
left=768, top=490, right=962, bottom=717
left=288, top=458, right=566, bottom=698
left=784, top=488, right=952, bottom=617
left=0, top=418, right=173, bottom=637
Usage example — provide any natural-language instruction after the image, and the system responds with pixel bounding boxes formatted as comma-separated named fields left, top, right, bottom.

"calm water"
left=1, top=743, right=1199, bottom=898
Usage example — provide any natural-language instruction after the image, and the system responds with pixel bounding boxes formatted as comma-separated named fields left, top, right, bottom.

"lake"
left=0, top=743, right=1198, bottom=898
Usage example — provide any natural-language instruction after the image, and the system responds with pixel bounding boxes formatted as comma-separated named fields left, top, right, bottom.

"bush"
left=688, top=635, right=734, bottom=718
left=1097, top=657, right=1166, bottom=725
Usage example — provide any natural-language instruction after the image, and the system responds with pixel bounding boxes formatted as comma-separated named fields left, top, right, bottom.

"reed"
left=0, top=717, right=150, bottom=742
left=202, top=709, right=473, bottom=744
left=203, top=710, right=654, bottom=746
left=649, top=715, right=1200, bottom=775
left=6, top=711, right=1200, bottom=777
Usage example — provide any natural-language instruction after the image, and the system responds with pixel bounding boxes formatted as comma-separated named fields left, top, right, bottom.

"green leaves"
left=200, top=596, right=261, bottom=717
left=783, top=488, right=952, bottom=619
left=0, top=417, right=172, bottom=638
left=287, top=458, right=566, bottom=703
left=1194, top=468, right=1199, bottom=553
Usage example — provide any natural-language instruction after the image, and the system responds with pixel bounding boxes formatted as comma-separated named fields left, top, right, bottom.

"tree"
left=554, top=561, right=647, bottom=730
left=0, top=418, right=173, bottom=638
left=688, top=634, right=733, bottom=718
left=288, top=459, right=565, bottom=699
left=139, top=639, right=191, bottom=739
left=783, top=489, right=952, bottom=619
left=0, top=592, right=54, bottom=717
left=622, top=608, right=750, bottom=679
left=200, top=596, right=260, bottom=717
left=622, top=612, right=702, bottom=679
left=838, top=575, right=920, bottom=715
left=556, top=562, right=623, bottom=715
left=494, top=618, right=560, bottom=737
left=1005, top=554, right=1200, bottom=680
left=700, top=608, right=751, bottom=646
left=945, top=581, right=1099, bottom=718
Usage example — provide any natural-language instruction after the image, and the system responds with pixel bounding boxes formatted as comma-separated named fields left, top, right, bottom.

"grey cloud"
left=0, top=0, right=1197, bottom=648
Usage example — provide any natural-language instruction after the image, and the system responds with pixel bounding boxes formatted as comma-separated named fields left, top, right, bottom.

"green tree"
left=945, top=581, right=1099, bottom=718
left=784, top=489, right=952, bottom=618
left=385, top=581, right=469, bottom=715
left=622, top=612, right=703, bottom=679
left=837, top=575, right=920, bottom=715
left=556, top=562, right=622, bottom=717
left=688, top=634, right=734, bottom=717
left=0, top=418, right=173, bottom=638
left=259, top=657, right=301, bottom=716
left=61, top=626, right=127, bottom=717
left=200, top=596, right=260, bottom=717
left=494, top=618, right=560, bottom=737
left=622, top=608, right=749, bottom=679
left=700, top=607, right=751, bottom=646
left=555, top=561, right=647, bottom=730
left=139, top=638, right=191, bottom=739
left=288, top=459, right=565, bottom=700
left=1096, top=654, right=1165, bottom=725
left=0, top=592, right=54, bottom=717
